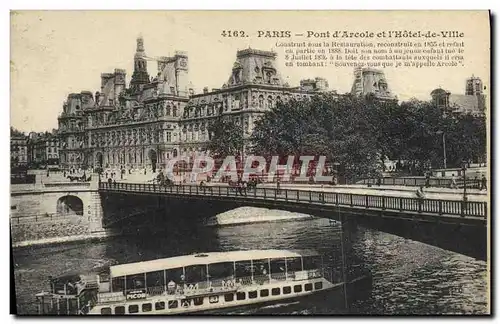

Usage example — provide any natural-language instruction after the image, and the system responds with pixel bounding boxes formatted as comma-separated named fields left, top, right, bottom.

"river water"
left=12, top=211, right=488, bottom=315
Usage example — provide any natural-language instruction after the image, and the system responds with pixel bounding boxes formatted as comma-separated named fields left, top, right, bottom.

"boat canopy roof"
left=110, top=249, right=319, bottom=278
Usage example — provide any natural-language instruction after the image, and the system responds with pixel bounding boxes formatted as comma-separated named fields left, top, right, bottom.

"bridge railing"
left=358, top=177, right=485, bottom=189
left=98, top=182, right=487, bottom=219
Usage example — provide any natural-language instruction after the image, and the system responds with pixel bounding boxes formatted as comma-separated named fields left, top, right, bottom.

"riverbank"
left=11, top=230, right=119, bottom=250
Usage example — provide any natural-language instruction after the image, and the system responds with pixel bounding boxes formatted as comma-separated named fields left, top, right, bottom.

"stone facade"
left=351, top=67, right=397, bottom=100
left=58, top=36, right=329, bottom=171
left=430, top=76, right=486, bottom=117
left=28, top=131, right=59, bottom=166
left=11, top=135, right=28, bottom=166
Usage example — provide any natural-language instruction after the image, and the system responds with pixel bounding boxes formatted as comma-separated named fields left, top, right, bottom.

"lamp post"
left=462, top=160, right=467, bottom=202
left=333, top=162, right=340, bottom=185
left=461, top=160, right=468, bottom=216
left=436, top=131, right=447, bottom=169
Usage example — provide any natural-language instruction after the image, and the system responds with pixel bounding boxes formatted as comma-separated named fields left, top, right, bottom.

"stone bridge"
left=9, top=178, right=488, bottom=261
left=98, top=182, right=488, bottom=260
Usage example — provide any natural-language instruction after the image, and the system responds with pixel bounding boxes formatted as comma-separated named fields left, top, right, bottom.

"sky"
left=10, top=11, right=490, bottom=132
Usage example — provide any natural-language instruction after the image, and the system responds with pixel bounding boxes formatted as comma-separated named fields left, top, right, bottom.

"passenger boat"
left=35, top=249, right=344, bottom=315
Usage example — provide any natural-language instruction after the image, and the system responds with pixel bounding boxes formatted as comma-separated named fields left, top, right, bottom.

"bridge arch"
left=56, top=195, right=84, bottom=216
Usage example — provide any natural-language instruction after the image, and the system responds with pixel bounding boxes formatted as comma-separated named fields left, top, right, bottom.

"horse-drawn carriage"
left=227, top=177, right=262, bottom=194
left=67, top=174, right=92, bottom=182
left=150, top=172, right=175, bottom=188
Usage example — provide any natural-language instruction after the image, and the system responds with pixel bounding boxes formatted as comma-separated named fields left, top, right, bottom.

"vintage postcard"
left=10, top=10, right=490, bottom=315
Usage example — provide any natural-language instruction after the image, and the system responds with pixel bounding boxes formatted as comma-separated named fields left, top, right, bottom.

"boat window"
left=181, top=299, right=192, bottom=308
left=294, top=285, right=302, bottom=293
left=236, top=292, right=246, bottom=300
left=185, top=265, right=207, bottom=284
left=126, top=274, right=146, bottom=291
left=112, top=277, right=125, bottom=292
left=193, top=297, right=203, bottom=306
left=283, top=286, right=292, bottom=294
left=235, top=260, right=252, bottom=279
left=248, top=291, right=257, bottom=299
left=305, top=283, right=313, bottom=291
left=100, top=307, right=112, bottom=315
left=208, top=262, right=234, bottom=281
left=314, top=282, right=323, bottom=290
left=303, top=256, right=321, bottom=270
left=168, top=300, right=178, bottom=309
left=209, top=296, right=219, bottom=304
left=286, top=257, right=302, bottom=273
left=224, top=293, right=234, bottom=302
left=146, top=270, right=164, bottom=289
left=115, top=306, right=125, bottom=315
left=252, top=259, right=269, bottom=278
left=166, top=267, right=184, bottom=285
left=260, top=289, right=269, bottom=297
left=271, top=287, right=280, bottom=296
left=142, top=303, right=152, bottom=312
left=155, top=301, right=165, bottom=310
left=128, top=304, right=139, bottom=314
left=270, top=258, right=286, bottom=279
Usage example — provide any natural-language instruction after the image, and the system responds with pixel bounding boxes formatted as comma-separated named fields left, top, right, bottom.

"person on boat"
left=167, top=280, right=176, bottom=295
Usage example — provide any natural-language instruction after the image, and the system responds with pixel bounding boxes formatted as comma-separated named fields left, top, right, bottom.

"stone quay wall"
left=10, top=180, right=110, bottom=247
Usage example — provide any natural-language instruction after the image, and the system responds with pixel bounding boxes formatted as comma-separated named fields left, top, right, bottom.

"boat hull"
left=87, top=275, right=372, bottom=315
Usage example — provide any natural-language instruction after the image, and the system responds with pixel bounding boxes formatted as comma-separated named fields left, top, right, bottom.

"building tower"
left=350, top=67, right=396, bottom=100
left=130, top=35, right=150, bottom=93
left=465, top=75, right=484, bottom=96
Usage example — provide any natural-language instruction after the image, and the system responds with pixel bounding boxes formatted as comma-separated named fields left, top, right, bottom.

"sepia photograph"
left=9, top=10, right=490, bottom=315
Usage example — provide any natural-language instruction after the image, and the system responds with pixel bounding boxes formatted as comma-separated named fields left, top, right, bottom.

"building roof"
left=110, top=249, right=319, bottom=278
left=449, top=94, right=486, bottom=113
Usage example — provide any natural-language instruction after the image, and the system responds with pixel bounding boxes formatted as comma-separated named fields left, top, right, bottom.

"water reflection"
left=13, top=209, right=487, bottom=315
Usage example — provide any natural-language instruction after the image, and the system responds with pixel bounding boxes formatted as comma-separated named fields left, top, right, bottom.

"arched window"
left=166, top=105, right=171, bottom=116
left=258, top=95, right=264, bottom=108
left=267, top=96, right=273, bottom=109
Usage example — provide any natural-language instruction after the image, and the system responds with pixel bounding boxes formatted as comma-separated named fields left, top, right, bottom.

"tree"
left=10, top=127, right=25, bottom=137
left=251, top=93, right=381, bottom=180
left=207, top=117, right=244, bottom=159
left=250, top=93, right=487, bottom=180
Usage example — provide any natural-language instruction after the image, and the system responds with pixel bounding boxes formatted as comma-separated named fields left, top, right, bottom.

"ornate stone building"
left=430, top=75, right=486, bottom=117
left=351, top=67, right=397, bottom=100
left=180, top=49, right=329, bottom=158
left=58, top=36, right=329, bottom=171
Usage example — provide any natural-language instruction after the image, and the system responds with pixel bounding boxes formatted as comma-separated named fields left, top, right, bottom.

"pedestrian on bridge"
left=416, top=186, right=425, bottom=200
left=480, top=175, right=487, bottom=191
left=450, top=174, right=458, bottom=189
left=425, top=173, right=431, bottom=188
